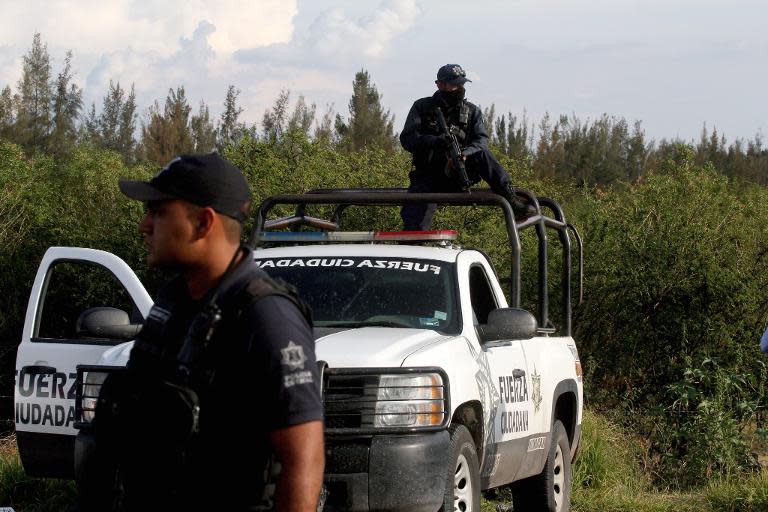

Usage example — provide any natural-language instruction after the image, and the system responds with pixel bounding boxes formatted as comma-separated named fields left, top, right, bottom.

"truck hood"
left=97, top=328, right=452, bottom=369
left=315, top=327, right=451, bottom=368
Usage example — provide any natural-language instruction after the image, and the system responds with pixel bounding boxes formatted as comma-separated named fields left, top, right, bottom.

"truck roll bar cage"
left=250, top=188, right=583, bottom=337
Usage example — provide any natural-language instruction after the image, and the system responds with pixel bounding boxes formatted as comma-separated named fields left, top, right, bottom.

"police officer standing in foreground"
left=400, top=64, right=536, bottom=230
left=80, top=153, right=324, bottom=511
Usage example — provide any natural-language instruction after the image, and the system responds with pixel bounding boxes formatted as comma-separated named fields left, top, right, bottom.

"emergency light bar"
left=257, top=230, right=458, bottom=243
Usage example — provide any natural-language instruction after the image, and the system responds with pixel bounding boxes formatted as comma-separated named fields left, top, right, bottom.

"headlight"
left=82, top=371, right=108, bottom=423
left=373, top=373, right=445, bottom=428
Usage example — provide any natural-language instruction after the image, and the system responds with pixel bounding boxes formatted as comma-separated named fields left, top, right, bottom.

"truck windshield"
left=254, top=256, right=459, bottom=334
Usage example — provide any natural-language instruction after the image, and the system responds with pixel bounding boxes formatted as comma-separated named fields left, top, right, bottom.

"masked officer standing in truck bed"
left=77, top=153, right=324, bottom=512
left=400, top=64, right=536, bottom=230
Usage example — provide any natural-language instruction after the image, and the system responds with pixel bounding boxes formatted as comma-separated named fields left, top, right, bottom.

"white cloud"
left=204, top=0, right=297, bottom=53
left=1, top=0, right=765, bottom=142
left=82, top=20, right=221, bottom=113
left=0, top=0, right=422, bottom=128
left=0, top=0, right=296, bottom=57
left=0, top=46, right=20, bottom=90
left=306, top=0, right=420, bottom=58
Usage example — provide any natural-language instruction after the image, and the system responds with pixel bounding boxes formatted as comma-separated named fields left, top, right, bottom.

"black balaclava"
left=440, top=86, right=465, bottom=107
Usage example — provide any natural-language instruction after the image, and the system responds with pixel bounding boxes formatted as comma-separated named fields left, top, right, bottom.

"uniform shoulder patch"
left=280, top=341, right=307, bottom=371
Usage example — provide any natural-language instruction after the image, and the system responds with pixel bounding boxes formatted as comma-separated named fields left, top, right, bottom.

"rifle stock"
left=435, top=108, right=472, bottom=191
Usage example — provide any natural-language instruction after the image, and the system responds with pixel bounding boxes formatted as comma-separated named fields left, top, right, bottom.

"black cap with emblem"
left=119, top=153, right=251, bottom=222
left=436, top=64, right=472, bottom=86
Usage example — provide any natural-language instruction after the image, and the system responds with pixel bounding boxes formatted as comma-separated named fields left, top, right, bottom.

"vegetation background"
left=2, top=34, right=768, bottom=510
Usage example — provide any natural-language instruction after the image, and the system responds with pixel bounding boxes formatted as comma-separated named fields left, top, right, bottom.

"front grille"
left=321, top=367, right=450, bottom=435
left=74, top=365, right=124, bottom=429
left=323, top=374, right=379, bottom=429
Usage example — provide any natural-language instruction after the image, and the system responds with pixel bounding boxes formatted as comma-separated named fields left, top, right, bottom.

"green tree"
left=191, top=100, right=216, bottom=153
left=99, top=81, right=125, bottom=151
left=218, top=85, right=245, bottom=149
left=140, top=86, right=193, bottom=165
left=626, top=120, right=650, bottom=181
left=576, top=115, right=628, bottom=184
left=80, top=102, right=100, bottom=145
left=489, top=110, right=533, bottom=165
left=531, top=114, right=647, bottom=185
left=118, top=85, right=138, bottom=162
left=0, top=141, right=35, bottom=252
left=313, top=104, right=335, bottom=146
left=0, top=86, right=14, bottom=140
left=262, top=90, right=290, bottom=144
left=533, top=113, right=564, bottom=180
left=740, top=135, right=768, bottom=184
left=482, top=104, right=496, bottom=145
left=287, top=95, right=316, bottom=138
left=16, top=33, right=52, bottom=154
left=492, top=112, right=507, bottom=154
left=696, top=124, right=728, bottom=175
left=97, top=81, right=137, bottom=161
left=335, top=69, right=396, bottom=152
left=49, top=51, right=82, bottom=156
left=506, top=112, right=534, bottom=164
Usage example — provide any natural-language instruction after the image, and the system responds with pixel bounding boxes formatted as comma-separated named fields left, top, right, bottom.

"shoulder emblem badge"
left=280, top=341, right=307, bottom=370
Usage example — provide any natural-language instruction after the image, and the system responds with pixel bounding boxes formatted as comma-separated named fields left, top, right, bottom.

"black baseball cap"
left=436, top=64, right=471, bottom=86
left=119, top=153, right=251, bottom=222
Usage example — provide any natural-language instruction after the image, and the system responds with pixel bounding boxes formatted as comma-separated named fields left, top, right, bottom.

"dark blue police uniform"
left=400, top=64, right=533, bottom=230
left=121, top=248, right=323, bottom=511
left=400, top=91, right=515, bottom=230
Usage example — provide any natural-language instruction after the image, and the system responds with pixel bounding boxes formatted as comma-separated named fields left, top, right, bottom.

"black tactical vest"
left=411, top=96, right=476, bottom=173
left=418, top=98, right=473, bottom=144
left=91, top=271, right=311, bottom=510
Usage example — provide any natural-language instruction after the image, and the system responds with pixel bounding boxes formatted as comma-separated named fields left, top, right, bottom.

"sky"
left=0, top=0, right=765, bottom=144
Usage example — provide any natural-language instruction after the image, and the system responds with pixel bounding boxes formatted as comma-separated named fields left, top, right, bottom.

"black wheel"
left=442, top=424, right=481, bottom=512
left=512, top=420, right=572, bottom=512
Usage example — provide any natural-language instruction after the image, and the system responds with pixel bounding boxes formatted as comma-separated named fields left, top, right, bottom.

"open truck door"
left=14, top=247, right=151, bottom=478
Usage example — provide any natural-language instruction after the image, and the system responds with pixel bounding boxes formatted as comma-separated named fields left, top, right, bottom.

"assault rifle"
left=435, top=107, right=472, bottom=192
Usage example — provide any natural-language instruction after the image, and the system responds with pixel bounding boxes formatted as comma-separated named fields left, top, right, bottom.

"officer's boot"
left=500, top=183, right=536, bottom=219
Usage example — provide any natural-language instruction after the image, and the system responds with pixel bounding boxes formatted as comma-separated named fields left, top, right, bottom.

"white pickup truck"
left=15, top=189, right=583, bottom=512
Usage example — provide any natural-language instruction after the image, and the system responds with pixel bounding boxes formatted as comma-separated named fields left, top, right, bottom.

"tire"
left=511, top=420, right=572, bottom=512
left=441, top=424, right=481, bottom=512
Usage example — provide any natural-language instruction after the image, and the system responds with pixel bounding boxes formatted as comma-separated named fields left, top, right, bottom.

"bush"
left=0, top=142, right=153, bottom=424
left=649, top=357, right=766, bottom=487
left=3, top=136, right=768, bottom=490
left=573, top=146, right=768, bottom=486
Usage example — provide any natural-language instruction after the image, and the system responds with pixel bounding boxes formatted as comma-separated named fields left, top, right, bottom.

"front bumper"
left=324, top=430, right=449, bottom=512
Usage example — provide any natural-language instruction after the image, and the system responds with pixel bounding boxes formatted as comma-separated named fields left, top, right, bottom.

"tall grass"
left=0, top=435, right=75, bottom=512
left=1, top=411, right=767, bottom=511
left=570, top=410, right=768, bottom=511
left=482, top=409, right=768, bottom=512
left=703, top=473, right=768, bottom=512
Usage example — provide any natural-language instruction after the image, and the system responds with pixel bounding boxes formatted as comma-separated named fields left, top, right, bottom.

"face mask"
left=440, top=87, right=465, bottom=106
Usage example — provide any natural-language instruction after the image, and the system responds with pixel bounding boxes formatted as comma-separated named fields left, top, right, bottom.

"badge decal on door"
left=531, top=366, right=542, bottom=413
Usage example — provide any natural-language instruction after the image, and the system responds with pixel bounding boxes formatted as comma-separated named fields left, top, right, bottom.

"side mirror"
left=76, top=307, right=142, bottom=340
left=477, top=308, right=537, bottom=343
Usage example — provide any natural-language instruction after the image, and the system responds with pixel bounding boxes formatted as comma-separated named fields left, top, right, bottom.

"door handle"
left=22, top=365, right=56, bottom=375
left=513, top=369, right=526, bottom=378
